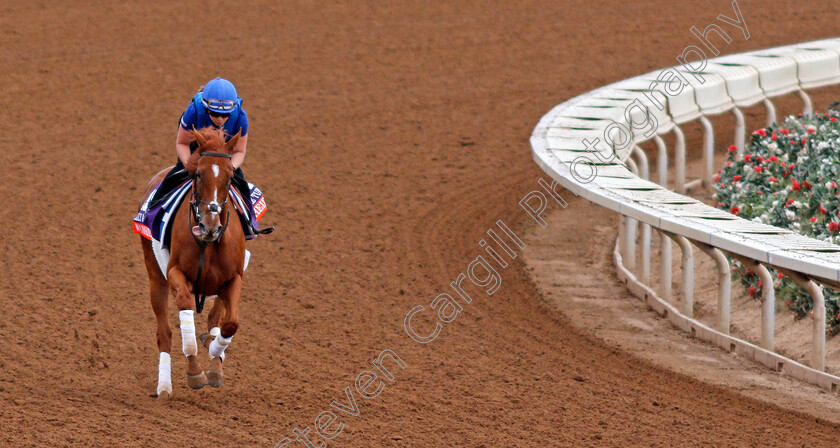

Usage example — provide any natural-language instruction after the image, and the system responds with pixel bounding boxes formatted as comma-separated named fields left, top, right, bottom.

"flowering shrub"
left=714, top=103, right=840, bottom=333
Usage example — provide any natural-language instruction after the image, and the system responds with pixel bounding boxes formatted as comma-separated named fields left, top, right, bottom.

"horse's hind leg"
left=168, top=267, right=207, bottom=389
left=206, top=274, right=242, bottom=388
left=141, top=238, right=173, bottom=399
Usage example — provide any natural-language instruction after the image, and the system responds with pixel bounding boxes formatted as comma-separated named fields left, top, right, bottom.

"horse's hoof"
left=187, top=372, right=208, bottom=389
left=206, top=370, right=223, bottom=388
left=207, top=357, right=223, bottom=387
left=157, top=390, right=171, bottom=402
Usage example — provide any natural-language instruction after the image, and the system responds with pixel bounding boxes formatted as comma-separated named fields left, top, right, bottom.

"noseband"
left=189, top=151, right=232, bottom=313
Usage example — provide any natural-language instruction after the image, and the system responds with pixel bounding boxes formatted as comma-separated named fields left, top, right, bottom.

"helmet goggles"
left=202, top=97, right=237, bottom=112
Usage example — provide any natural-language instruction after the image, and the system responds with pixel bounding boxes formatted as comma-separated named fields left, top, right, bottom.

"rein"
left=189, top=151, right=233, bottom=313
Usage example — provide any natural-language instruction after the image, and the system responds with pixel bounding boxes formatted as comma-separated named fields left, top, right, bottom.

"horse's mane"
left=187, top=127, right=232, bottom=169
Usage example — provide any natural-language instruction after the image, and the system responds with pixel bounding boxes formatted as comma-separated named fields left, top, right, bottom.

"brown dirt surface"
left=3, top=1, right=840, bottom=447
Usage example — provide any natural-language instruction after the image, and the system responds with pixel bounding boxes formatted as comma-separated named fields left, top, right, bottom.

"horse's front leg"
left=201, top=299, right=225, bottom=349
left=168, top=267, right=207, bottom=389
left=207, top=274, right=242, bottom=388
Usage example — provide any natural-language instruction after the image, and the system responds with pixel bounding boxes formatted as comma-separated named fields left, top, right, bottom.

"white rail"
left=531, top=38, right=840, bottom=391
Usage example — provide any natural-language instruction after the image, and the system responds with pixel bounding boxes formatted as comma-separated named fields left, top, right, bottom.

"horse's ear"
left=191, top=126, right=207, bottom=149
left=225, top=130, right=242, bottom=154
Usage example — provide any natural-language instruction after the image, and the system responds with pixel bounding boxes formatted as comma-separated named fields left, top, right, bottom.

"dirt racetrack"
left=4, top=1, right=840, bottom=447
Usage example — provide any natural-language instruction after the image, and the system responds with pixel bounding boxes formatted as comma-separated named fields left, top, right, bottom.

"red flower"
left=730, top=206, right=740, bottom=215
left=777, top=272, right=784, bottom=280
left=807, top=127, right=816, bottom=134
left=811, top=217, right=818, bottom=223
left=753, top=166, right=763, bottom=173
left=803, top=181, right=812, bottom=190
left=756, top=156, right=764, bottom=163
left=726, top=161, right=732, bottom=167
left=832, top=181, right=837, bottom=188
left=802, top=137, right=808, bottom=145
left=832, top=117, right=838, bottom=122
left=786, top=198, right=795, bottom=207
left=747, top=286, right=758, bottom=297
left=789, top=164, right=795, bottom=171
left=755, top=129, right=767, bottom=137
left=728, top=144, right=737, bottom=153
left=831, top=222, right=840, bottom=233
left=771, top=131, right=778, bottom=141
left=780, top=128, right=789, bottom=135
left=769, top=156, right=778, bottom=163
left=733, top=175, right=743, bottom=182
left=820, top=205, right=828, bottom=214
left=768, top=177, right=777, bottom=183
left=792, top=180, right=801, bottom=191
left=714, top=174, right=721, bottom=182
left=744, top=154, right=752, bottom=162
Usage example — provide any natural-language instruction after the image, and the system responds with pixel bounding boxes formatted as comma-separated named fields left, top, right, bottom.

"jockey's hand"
left=185, top=159, right=198, bottom=175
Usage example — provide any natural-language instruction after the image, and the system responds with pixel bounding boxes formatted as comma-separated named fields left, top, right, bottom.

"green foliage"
left=714, top=103, right=840, bottom=333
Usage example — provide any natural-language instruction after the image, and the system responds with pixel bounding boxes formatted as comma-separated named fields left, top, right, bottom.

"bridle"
left=189, top=151, right=232, bottom=313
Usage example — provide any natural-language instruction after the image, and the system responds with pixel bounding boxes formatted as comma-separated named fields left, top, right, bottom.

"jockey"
left=149, top=78, right=263, bottom=235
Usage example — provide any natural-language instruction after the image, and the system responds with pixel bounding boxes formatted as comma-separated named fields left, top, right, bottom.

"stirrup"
left=254, top=226, right=275, bottom=235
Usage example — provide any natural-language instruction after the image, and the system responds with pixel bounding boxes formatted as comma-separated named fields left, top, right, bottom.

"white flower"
left=793, top=201, right=803, bottom=208
left=769, top=142, right=778, bottom=150
left=786, top=210, right=796, bottom=220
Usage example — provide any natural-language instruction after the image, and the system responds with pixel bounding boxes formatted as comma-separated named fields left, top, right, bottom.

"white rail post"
left=763, top=98, right=777, bottom=127
left=654, top=135, right=668, bottom=187
left=780, top=269, right=825, bottom=371
left=736, top=261, right=775, bottom=352
left=799, top=89, right=814, bottom=116
left=755, top=264, right=775, bottom=352
left=732, top=107, right=746, bottom=156
left=695, top=243, right=731, bottom=334
left=665, top=233, right=694, bottom=318
left=729, top=255, right=774, bottom=351
left=809, top=282, right=826, bottom=371
left=658, top=230, right=672, bottom=302
left=625, top=218, right=637, bottom=272
left=673, top=126, right=686, bottom=194
left=618, top=215, right=627, bottom=264
left=623, top=157, right=639, bottom=272
left=699, top=116, right=714, bottom=190
left=632, top=145, right=651, bottom=283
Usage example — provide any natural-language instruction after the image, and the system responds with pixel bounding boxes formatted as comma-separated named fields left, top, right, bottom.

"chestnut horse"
left=139, top=127, right=246, bottom=399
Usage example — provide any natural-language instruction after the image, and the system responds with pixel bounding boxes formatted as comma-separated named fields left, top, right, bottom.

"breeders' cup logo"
left=249, top=184, right=262, bottom=203
left=253, top=196, right=267, bottom=220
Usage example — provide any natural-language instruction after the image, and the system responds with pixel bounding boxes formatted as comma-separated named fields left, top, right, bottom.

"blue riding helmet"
left=201, top=78, right=238, bottom=113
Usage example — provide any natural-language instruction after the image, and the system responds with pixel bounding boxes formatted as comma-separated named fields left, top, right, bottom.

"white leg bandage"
left=157, top=352, right=172, bottom=396
left=208, top=327, right=233, bottom=361
left=179, top=310, right=197, bottom=357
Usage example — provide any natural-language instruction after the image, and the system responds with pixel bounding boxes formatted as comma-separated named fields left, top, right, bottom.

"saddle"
left=132, top=179, right=270, bottom=277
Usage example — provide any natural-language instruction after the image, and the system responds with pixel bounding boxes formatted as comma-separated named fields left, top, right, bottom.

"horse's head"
left=187, top=127, right=240, bottom=243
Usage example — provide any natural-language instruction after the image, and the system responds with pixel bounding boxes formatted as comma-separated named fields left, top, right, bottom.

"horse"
left=139, top=127, right=246, bottom=400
